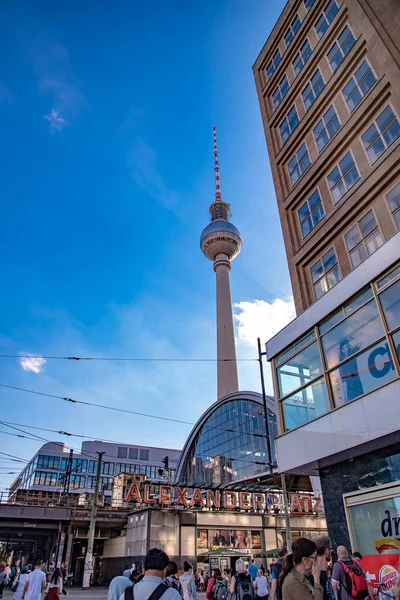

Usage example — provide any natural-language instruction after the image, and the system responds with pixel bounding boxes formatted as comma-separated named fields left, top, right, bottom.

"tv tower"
left=200, top=127, right=242, bottom=399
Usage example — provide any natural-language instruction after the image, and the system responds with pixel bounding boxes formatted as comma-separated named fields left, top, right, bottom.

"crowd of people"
left=0, top=560, right=69, bottom=600
left=108, top=536, right=400, bottom=600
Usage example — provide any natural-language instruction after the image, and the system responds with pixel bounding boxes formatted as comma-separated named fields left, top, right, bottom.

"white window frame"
left=342, top=60, right=377, bottom=113
left=302, top=69, right=325, bottom=111
left=313, top=104, right=341, bottom=152
left=292, top=39, right=312, bottom=77
left=266, top=48, right=282, bottom=80
left=327, top=25, right=356, bottom=72
left=385, top=182, right=400, bottom=230
left=344, top=208, right=383, bottom=269
left=297, top=189, right=325, bottom=238
left=327, top=150, right=360, bottom=204
left=272, top=74, right=290, bottom=110
left=288, top=143, right=311, bottom=187
left=310, top=246, right=341, bottom=300
left=360, top=104, right=400, bottom=165
left=315, top=0, right=339, bottom=39
left=279, top=105, right=300, bottom=144
left=284, top=15, right=302, bottom=47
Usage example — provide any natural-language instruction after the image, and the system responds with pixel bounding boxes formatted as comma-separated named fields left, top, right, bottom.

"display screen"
left=196, top=529, right=262, bottom=551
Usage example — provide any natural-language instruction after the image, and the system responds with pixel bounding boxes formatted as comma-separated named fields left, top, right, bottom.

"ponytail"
left=279, top=553, right=294, bottom=585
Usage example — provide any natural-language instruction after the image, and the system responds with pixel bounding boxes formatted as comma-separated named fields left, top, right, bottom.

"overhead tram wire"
left=0, top=354, right=256, bottom=362
left=0, top=451, right=29, bottom=462
left=0, top=382, right=274, bottom=441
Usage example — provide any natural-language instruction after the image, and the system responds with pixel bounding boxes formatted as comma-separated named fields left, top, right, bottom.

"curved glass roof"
left=178, top=397, right=277, bottom=486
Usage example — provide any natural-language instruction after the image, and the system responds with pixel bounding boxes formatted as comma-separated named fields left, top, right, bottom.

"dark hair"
left=166, top=561, right=178, bottom=577
left=34, top=561, right=42, bottom=567
left=352, top=551, right=363, bottom=560
left=224, top=568, right=231, bottom=575
left=212, top=568, right=221, bottom=578
left=277, top=546, right=288, bottom=558
left=280, top=538, right=317, bottom=585
left=312, top=535, right=331, bottom=556
left=51, top=568, right=62, bottom=584
left=183, top=561, right=193, bottom=572
left=144, top=548, right=169, bottom=572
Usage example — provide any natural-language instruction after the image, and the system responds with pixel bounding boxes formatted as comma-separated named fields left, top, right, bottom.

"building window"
left=288, top=143, right=311, bottom=186
left=139, top=449, right=149, bottom=461
left=342, top=60, right=376, bottom=112
left=361, top=106, right=400, bottom=164
left=327, top=151, right=360, bottom=203
left=344, top=210, right=383, bottom=268
left=266, top=49, right=282, bottom=79
left=302, top=70, right=325, bottom=110
left=304, top=0, right=316, bottom=10
left=327, top=26, right=355, bottom=71
left=315, top=0, right=339, bottom=39
left=311, top=247, right=341, bottom=299
left=386, top=183, right=400, bottom=229
left=70, top=475, right=86, bottom=489
left=284, top=15, right=302, bottom=47
left=117, top=446, right=128, bottom=459
left=313, top=105, right=340, bottom=151
left=37, top=455, right=60, bottom=470
left=272, top=75, right=290, bottom=109
left=292, top=40, right=312, bottom=76
left=128, top=447, right=138, bottom=460
left=279, top=106, right=300, bottom=144
left=298, top=189, right=325, bottom=238
left=34, top=471, right=58, bottom=487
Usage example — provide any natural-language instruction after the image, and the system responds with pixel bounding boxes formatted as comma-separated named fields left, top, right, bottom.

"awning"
left=253, top=549, right=278, bottom=559
left=198, top=548, right=252, bottom=557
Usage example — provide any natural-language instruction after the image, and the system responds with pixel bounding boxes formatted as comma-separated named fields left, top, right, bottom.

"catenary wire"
left=0, top=354, right=257, bottom=362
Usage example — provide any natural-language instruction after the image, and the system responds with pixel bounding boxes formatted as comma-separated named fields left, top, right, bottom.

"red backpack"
left=339, top=559, right=369, bottom=599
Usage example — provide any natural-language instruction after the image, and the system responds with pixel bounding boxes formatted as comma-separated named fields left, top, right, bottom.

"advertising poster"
left=348, top=493, right=400, bottom=595
left=196, top=529, right=262, bottom=551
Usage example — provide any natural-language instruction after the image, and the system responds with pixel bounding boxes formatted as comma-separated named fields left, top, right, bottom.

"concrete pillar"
left=214, top=253, right=239, bottom=398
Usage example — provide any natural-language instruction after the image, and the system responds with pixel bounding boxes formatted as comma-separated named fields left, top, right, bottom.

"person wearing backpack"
left=331, top=546, right=373, bottom=600
left=270, top=547, right=287, bottom=600
left=229, top=559, right=254, bottom=600
left=120, top=548, right=182, bottom=600
left=206, top=568, right=227, bottom=600
left=180, top=562, right=197, bottom=600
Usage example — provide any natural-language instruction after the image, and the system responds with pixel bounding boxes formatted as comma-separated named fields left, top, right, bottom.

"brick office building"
left=253, top=0, right=400, bottom=593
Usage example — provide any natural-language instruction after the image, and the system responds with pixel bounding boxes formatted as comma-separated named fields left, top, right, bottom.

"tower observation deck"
left=200, top=127, right=242, bottom=399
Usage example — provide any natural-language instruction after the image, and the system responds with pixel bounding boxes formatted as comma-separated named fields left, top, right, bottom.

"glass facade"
left=275, top=263, right=400, bottom=431
left=179, top=398, right=277, bottom=485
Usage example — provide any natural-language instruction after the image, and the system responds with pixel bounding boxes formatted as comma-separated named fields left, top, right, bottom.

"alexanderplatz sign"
left=124, top=483, right=323, bottom=515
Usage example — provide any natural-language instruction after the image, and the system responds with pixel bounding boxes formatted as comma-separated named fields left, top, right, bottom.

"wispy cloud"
left=234, top=297, right=295, bottom=347
left=19, top=353, right=46, bottom=374
left=44, top=108, right=65, bottom=132
left=32, top=42, right=87, bottom=132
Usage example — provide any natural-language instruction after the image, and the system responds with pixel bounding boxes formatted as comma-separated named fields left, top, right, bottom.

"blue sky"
left=0, top=0, right=295, bottom=492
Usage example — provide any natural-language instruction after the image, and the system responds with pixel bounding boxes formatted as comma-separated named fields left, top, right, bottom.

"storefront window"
left=379, top=278, right=400, bottom=331
left=321, top=299, right=385, bottom=369
left=393, top=330, right=400, bottom=362
left=278, top=341, right=323, bottom=397
left=282, top=378, right=330, bottom=429
left=330, top=339, right=396, bottom=405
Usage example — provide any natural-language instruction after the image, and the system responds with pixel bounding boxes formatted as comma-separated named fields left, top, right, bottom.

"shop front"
left=344, top=482, right=400, bottom=597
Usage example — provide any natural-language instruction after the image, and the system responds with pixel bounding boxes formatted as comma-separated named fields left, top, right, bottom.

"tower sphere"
left=200, top=219, right=242, bottom=262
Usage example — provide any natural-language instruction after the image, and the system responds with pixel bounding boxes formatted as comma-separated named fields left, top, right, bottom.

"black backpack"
left=125, top=582, right=169, bottom=600
left=234, top=573, right=254, bottom=600
left=271, top=562, right=283, bottom=600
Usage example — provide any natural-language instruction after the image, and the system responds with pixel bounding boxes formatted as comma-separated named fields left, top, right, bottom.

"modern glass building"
left=175, top=391, right=278, bottom=485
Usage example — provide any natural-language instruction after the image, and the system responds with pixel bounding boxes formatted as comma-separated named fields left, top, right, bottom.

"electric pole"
left=82, top=451, right=104, bottom=590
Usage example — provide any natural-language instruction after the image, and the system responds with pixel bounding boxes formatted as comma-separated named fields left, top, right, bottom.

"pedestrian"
left=123, top=566, right=131, bottom=578
left=121, top=548, right=181, bottom=600
left=43, top=567, right=63, bottom=600
left=0, top=563, right=9, bottom=599
left=280, top=538, right=323, bottom=600
left=249, top=560, right=258, bottom=582
left=206, top=568, right=226, bottom=600
left=331, top=546, right=373, bottom=600
left=21, top=560, right=46, bottom=600
left=351, top=552, right=362, bottom=565
left=270, top=546, right=287, bottom=600
left=12, top=566, right=29, bottom=600
left=229, top=559, right=254, bottom=598
left=180, top=562, right=197, bottom=600
left=165, top=561, right=183, bottom=597
left=306, top=535, right=335, bottom=600
left=223, top=569, right=231, bottom=586
left=108, top=576, right=132, bottom=600
left=254, top=569, right=269, bottom=600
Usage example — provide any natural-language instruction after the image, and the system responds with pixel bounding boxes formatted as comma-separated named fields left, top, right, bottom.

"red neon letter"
left=175, top=487, right=189, bottom=507
left=190, top=488, right=205, bottom=507
left=144, top=485, right=156, bottom=504
left=207, top=490, right=221, bottom=509
left=160, top=485, right=171, bottom=505
left=125, top=483, right=142, bottom=503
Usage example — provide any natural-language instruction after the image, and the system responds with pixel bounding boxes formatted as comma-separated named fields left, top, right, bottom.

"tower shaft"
left=214, top=254, right=239, bottom=398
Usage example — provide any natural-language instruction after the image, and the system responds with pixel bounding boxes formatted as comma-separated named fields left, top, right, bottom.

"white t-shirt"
left=26, top=569, right=46, bottom=600
left=255, top=575, right=269, bottom=597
